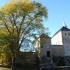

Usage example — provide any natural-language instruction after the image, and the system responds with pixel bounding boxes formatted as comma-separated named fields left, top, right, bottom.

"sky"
left=0, top=0, right=70, bottom=37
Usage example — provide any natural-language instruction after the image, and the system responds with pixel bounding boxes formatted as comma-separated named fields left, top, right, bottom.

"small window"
left=65, top=38, right=68, bottom=43
left=68, top=33, right=70, bottom=36
left=47, top=51, right=50, bottom=57
left=65, top=33, right=66, bottom=36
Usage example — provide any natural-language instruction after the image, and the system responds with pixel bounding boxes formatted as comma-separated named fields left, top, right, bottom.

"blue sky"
left=0, top=0, right=70, bottom=37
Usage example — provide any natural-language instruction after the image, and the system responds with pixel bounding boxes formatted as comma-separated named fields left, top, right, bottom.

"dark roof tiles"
left=52, top=26, right=70, bottom=37
left=60, top=26, right=70, bottom=31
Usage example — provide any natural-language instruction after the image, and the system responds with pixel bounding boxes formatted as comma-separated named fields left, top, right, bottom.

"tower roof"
left=63, top=20, right=67, bottom=27
left=60, top=26, right=70, bottom=31
left=37, top=33, right=51, bottom=39
left=52, top=22, right=70, bottom=38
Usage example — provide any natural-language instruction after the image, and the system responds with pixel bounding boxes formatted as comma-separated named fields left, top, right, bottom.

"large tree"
left=0, top=28, right=17, bottom=66
left=0, top=0, right=48, bottom=69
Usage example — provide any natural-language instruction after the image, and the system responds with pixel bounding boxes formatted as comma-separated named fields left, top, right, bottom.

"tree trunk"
left=11, top=56, right=15, bottom=70
left=14, top=53, right=17, bottom=70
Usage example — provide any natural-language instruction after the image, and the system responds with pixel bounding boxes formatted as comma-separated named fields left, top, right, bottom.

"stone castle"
left=36, top=21, right=70, bottom=63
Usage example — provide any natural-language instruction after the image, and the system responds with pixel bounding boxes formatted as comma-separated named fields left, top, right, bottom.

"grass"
left=0, top=66, right=38, bottom=70
left=4, top=68, right=10, bottom=70
left=0, top=68, right=38, bottom=70
left=0, top=68, right=10, bottom=70
left=0, top=63, right=39, bottom=70
left=17, top=69, right=37, bottom=70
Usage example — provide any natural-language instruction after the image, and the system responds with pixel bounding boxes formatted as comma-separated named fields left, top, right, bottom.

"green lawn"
left=3, top=68, right=37, bottom=70
left=0, top=63, right=39, bottom=70
left=0, top=68, right=10, bottom=70
left=4, top=68, right=10, bottom=70
left=0, top=68, right=37, bottom=70
left=0, top=67, right=38, bottom=70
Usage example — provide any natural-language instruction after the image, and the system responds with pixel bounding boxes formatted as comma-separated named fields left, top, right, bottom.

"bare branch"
left=20, top=15, right=37, bottom=37
left=18, top=14, right=26, bottom=34
left=2, top=19, right=11, bottom=35
left=8, top=15, right=15, bottom=34
left=11, top=14, right=19, bottom=34
left=18, top=15, right=38, bottom=49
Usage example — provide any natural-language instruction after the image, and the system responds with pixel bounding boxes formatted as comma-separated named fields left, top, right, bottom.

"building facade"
left=36, top=22, right=70, bottom=60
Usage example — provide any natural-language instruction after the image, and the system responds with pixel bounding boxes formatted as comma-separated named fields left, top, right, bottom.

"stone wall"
left=51, top=45, right=64, bottom=56
left=18, top=52, right=37, bottom=64
left=40, top=38, right=51, bottom=57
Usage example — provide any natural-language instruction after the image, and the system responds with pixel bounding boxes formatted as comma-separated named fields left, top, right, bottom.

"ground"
left=0, top=67, right=10, bottom=70
left=0, top=64, right=10, bottom=70
left=0, top=67, right=37, bottom=70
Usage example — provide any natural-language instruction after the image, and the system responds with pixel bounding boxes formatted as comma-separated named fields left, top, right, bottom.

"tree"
left=0, top=0, right=48, bottom=70
left=0, top=28, right=17, bottom=67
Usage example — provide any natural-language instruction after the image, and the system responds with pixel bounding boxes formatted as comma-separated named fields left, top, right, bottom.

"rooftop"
left=52, top=22, right=70, bottom=37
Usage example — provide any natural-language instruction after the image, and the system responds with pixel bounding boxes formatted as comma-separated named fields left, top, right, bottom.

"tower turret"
left=63, top=20, right=67, bottom=28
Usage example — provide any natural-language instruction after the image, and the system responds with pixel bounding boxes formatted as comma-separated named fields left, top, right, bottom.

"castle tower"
left=61, top=22, right=70, bottom=56
left=51, top=21, right=70, bottom=56
left=35, top=33, right=51, bottom=58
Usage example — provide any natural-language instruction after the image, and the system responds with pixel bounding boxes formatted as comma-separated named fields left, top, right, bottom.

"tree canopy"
left=0, top=0, right=48, bottom=51
left=0, top=0, right=48, bottom=69
left=0, top=28, right=17, bottom=66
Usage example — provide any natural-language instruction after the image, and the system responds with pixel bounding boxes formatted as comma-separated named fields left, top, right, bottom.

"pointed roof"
left=63, top=20, right=67, bottom=28
left=60, top=26, right=70, bottom=31
left=38, top=33, right=51, bottom=39
left=52, top=22, right=70, bottom=38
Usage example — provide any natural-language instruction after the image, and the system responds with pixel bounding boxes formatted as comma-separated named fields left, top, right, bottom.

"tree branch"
left=18, top=15, right=26, bottom=35
left=20, top=15, right=37, bottom=37
left=18, top=16, right=37, bottom=49
left=8, top=15, right=15, bottom=34
left=2, top=19, right=11, bottom=35
left=11, top=14, right=19, bottom=34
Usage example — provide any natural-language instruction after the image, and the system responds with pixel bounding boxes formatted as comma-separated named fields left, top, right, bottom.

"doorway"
left=47, top=51, right=50, bottom=57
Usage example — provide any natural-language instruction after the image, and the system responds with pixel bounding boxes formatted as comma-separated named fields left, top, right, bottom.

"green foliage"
left=0, top=0, right=48, bottom=66
left=0, top=0, right=48, bottom=51
left=0, top=28, right=17, bottom=65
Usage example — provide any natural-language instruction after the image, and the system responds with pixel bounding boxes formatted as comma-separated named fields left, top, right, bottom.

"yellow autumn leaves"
left=20, top=1, right=34, bottom=12
left=1, top=2, right=16, bottom=15
left=1, top=0, right=34, bottom=15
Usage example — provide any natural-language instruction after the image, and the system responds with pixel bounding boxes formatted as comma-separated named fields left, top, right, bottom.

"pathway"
left=0, top=64, right=10, bottom=70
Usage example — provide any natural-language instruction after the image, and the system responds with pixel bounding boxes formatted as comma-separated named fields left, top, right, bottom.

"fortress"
left=36, top=21, right=70, bottom=62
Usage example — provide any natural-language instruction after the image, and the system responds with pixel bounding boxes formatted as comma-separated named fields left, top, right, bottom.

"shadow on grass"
left=16, top=63, right=39, bottom=70
left=0, top=63, right=39, bottom=70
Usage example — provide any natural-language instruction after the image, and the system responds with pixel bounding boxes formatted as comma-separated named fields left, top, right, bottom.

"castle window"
left=68, top=33, right=70, bottom=36
left=65, top=38, right=68, bottom=43
left=47, top=51, right=50, bottom=57
left=65, top=33, right=66, bottom=36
